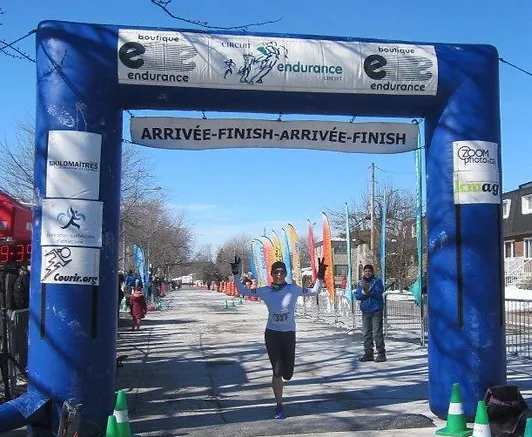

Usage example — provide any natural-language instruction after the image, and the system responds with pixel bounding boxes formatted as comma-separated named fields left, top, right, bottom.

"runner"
left=230, top=256, right=327, bottom=419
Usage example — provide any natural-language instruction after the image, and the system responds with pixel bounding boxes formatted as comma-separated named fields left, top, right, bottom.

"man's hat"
left=271, top=261, right=287, bottom=273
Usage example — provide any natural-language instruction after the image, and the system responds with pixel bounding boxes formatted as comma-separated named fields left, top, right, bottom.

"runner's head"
left=271, top=261, right=287, bottom=285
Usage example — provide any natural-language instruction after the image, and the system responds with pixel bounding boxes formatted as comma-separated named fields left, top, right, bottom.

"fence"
left=296, top=289, right=532, bottom=358
left=0, top=308, right=29, bottom=400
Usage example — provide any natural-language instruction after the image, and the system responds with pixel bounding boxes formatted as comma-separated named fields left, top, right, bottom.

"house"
left=502, top=181, right=532, bottom=287
left=313, top=238, right=371, bottom=287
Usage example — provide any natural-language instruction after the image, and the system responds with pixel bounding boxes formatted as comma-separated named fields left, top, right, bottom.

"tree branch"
left=150, top=0, right=282, bottom=31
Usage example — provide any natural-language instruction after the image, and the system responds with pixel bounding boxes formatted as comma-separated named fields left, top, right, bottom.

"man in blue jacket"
left=355, top=264, right=386, bottom=362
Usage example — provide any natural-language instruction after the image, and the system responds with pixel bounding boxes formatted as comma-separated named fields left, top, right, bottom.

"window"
left=522, top=194, right=532, bottom=215
left=333, top=242, right=347, bottom=254
left=335, top=264, right=348, bottom=276
left=502, top=199, right=511, bottom=219
left=525, top=238, right=532, bottom=259
left=504, top=241, right=514, bottom=258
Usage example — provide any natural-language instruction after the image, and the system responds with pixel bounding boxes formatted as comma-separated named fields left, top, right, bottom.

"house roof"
left=502, top=183, right=532, bottom=238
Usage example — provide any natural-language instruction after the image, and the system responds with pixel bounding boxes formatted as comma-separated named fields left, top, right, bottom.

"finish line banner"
left=130, top=118, right=419, bottom=154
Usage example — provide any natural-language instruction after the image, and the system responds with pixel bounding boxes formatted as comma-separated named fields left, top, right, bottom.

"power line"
left=0, top=29, right=36, bottom=63
left=499, top=58, right=532, bottom=77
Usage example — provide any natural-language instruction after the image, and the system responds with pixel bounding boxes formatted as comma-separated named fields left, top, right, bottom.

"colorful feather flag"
left=308, top=219, right=317, bottom=283
left=322, top=212, right=335, bottom=297
left=261, top=236, right=274, bottom=284
left=344, top=203, right=354, bottom=303
left=281, top=228, right=293, bottom=283
left=270, top=231, right=283, bottom=263
left=251, top=238, right=267, bottom=287
left=287, top=223, right=302, bottom=286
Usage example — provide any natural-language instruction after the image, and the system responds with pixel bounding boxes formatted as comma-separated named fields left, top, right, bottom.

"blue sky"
left=1, top=0, right=531, bottom=251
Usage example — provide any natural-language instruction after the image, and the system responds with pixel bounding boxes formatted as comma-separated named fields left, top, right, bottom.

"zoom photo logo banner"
left=453, top=140, right=500, bottom=205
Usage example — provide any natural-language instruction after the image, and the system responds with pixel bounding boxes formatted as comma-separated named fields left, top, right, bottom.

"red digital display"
left=0, top=241, right=31, bottom=266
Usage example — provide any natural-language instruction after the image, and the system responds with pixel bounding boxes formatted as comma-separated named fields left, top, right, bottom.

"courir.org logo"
left=455, top=180, right=499, bottom=196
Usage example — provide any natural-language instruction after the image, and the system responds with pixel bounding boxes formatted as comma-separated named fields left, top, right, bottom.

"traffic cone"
left=105, top=414, right=119, bottom=437
left=471, top=401, right=491, bottom=437
left=436, top=383, right=473, bottom=436
left=524, top=417, right=532, bottom=437
left=113, top=389, right=132, bottom=437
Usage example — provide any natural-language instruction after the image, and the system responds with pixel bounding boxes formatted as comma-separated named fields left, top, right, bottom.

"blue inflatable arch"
left=3, top=20, right=506, bottom=435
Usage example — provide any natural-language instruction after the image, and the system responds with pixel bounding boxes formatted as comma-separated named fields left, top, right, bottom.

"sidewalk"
left=116, top=287, right=444, bottom=437
left=4, top=286, right=532, bottom=436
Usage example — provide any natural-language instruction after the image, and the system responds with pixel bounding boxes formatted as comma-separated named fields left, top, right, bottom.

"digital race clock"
left=0, top=240, right=32, bottom=266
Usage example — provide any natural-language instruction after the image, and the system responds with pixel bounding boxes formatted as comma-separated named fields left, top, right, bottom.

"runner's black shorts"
left=264, top=329, right=296, bottom=380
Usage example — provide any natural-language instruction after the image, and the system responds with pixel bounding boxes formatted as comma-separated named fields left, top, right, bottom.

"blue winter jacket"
left=354, top=276, right=385, bottom=313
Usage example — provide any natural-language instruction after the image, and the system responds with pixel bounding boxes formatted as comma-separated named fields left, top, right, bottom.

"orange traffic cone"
left=113, top=389, right=132, bottom=437
left=471, top=400, right=491, bottom=437
left=436, top=383, right=473, bottom=436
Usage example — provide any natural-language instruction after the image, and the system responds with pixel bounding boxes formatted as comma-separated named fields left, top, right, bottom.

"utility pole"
left=370, top=162, right=375, bottom=257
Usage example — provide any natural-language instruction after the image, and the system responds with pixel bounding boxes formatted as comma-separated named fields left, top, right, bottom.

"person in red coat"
left=129, top=286, right=148, bottom=330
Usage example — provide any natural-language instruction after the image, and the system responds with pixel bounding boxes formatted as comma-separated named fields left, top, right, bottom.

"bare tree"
left=128, top=199, right=192, bottom=276
left=298, top=235, right=310, bottom=269
left=128, top=198, right=193, bottom=277
left=328, top=185, right=419, bottom=289
left=215, top=233, right=252, bottom=278
left=0, top=120, right=34, bottom=203
left=0, top=121, right=158, bottom=211
left=150, top=0, right=282, bottom=31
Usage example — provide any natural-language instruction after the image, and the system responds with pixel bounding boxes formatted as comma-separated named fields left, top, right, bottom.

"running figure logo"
left=42, top=247, right=72, bottom=280
left=57, top=206, right=85, bottom=229
left=223, top=41, right=288, bottom=85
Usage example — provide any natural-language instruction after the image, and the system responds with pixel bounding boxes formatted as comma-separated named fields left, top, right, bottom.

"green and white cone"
left=113, top=389, right=132, bottom=437
left=472, top=401, right=491, bottom=437
left=105, top=414, right=119, bottom=437
left=436, top=383, right=473, bottom=437
left=524, top=418, right=532, bottom=437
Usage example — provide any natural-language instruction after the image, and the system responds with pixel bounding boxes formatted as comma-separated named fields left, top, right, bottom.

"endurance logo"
left=363, top=45, right=436, bottom=93
left=118, top=32, right=197, bottom=83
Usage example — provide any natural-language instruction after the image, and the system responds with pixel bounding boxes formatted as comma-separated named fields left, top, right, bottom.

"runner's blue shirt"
left=234, top=279, right=325, bottom=332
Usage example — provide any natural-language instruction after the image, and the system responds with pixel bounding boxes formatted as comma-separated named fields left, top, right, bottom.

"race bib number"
left=271, top=312, right=289, bottom=324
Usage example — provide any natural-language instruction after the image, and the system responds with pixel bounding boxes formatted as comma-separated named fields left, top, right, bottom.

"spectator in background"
left=355, top=264, right=386, bottom=362
left=11, top=266, right=30, bottom=311
left=118, top=272, right=125, bottom=317
left=341, top=275, right=347, bottom=289
left=129, top=286, right=148, bottom=330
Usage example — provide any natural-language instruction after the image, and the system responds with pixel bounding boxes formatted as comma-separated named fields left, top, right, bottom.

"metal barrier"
left=297, top=290, right=532, bottom=358
left=506, top=298, right=532, bottom=357
left=0, top=308, right=28, bottom=399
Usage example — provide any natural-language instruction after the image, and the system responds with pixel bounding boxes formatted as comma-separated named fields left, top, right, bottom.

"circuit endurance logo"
left=222, top=41, right=344, bottom=85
